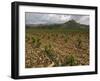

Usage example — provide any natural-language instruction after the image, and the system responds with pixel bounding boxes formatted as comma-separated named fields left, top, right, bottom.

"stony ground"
left=25, top=29, right=89, bottom=68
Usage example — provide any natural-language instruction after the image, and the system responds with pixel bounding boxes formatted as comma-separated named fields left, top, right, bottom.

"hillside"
left=26, top=19, right=89, bottom=29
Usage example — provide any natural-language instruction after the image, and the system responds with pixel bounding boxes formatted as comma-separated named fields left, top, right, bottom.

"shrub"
left=44, top=44, right=52, bottom=58
left=44, top=44, right=59, bottom=66
left=76, top=38, right=82, bottom=49
left=62, top=54, right=76, bottom=66
left=32, top=37, right=36, bottom=44
left=32, top=37, right=41, bottom=48
left=36, top=38, right=41, bottom=48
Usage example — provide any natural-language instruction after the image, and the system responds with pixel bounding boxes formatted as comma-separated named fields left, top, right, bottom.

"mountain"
left=26, top=19, right=89, bottom=29
left=63, top=19, right=89, bottom=29
left=63, top=20, right=80, bottom=28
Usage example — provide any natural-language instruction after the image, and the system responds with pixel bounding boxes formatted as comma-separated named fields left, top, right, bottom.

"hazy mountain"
left=63, top=19, right=89, bottom=28
left=26, top=19, right=89, bottom=29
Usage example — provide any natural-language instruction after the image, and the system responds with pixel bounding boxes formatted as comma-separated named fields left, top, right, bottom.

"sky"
left=25, top=12, right=89, bottom=25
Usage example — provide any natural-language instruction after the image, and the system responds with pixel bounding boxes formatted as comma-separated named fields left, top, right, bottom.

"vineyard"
left=25, top=27, right=89, bottom=68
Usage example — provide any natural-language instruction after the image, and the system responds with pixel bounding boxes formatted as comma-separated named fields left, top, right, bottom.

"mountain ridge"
left=26, top=19, right=89, bottom=29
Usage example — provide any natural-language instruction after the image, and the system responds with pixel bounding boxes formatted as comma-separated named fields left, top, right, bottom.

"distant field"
left=25, top=27, right=89, bottom=68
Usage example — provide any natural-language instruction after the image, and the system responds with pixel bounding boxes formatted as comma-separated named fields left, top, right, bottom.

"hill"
left=26, top=19, right=89, bottom=30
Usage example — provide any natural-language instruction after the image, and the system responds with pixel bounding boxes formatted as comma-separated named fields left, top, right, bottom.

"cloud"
left=25, top=12, right=89, bottom=25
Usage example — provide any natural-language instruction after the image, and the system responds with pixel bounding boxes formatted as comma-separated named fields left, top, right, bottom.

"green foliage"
left=44, top=44, right=53, bottom=58
left=36, top=38, right=41, bottom=48
left=44, top=44, right=59, bottom=66
left=76, top=36, right=82, bottom=49
left=62, top=54, right=76, bottom=66
left=32, top=36, right=41, bottom=48
left=77, top=39, right=81, bottom=48
left=32, top=37, right=36, bottom=44
left=43, top=44, right=76, bottom=67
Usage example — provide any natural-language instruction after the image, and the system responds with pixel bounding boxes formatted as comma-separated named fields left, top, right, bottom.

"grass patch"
left=32, top=36, right=41, bottom=48
left=62, top=54, right=76, bottom=66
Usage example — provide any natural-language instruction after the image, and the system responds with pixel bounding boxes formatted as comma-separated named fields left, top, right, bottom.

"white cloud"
left=25, top=12, right=89, bottom=25
left=78, top=16, right=89, bottom=25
